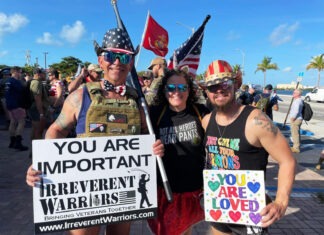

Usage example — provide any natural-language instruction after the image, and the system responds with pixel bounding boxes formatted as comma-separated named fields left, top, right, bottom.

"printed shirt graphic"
left=151, top=105, right=208, bottom=192
left=204, top=107, right=268, bottom=172
left=205, top=135, right=241, bottom=170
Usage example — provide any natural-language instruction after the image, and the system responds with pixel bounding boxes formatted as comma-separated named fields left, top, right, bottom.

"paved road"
left=0, top=107, right=323, bottom=234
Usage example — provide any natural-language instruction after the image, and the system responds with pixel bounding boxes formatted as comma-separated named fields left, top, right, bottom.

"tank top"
left=204, top=105, right=268, bottom=172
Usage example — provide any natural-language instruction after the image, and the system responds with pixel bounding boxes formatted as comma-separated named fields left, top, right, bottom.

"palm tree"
left=306, top=54, right=324, bottom=88
left=255, top=56, right=279, bottom=87
left=232, top=64, right=241, bottom=74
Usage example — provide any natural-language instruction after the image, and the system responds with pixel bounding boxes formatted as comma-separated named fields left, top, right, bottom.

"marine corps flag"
left=142, top=14, right=169, bottom=57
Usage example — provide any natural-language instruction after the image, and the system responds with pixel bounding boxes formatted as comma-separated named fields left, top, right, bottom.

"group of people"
left=24, top=26, right=297, bottom=235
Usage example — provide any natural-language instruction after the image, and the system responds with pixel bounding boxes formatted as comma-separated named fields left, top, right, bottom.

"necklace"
left=215, top=109, right=240, bottom=139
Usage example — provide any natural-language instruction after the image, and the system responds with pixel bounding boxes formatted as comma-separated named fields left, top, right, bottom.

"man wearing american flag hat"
left=26, top=28, right=164, bottom=235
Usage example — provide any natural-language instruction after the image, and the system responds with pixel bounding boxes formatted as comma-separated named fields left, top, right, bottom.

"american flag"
left=168, top=15, right=211, bottom=77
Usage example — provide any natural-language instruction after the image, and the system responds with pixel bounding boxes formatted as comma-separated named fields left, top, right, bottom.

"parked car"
left=304, top=88, right=324, bottom=102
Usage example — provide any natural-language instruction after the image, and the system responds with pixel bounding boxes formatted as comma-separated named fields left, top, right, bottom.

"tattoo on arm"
left=66, top=90, right=82, bottom=110
left=55, top=113, right=72, bottom=132
left=253, top=113, right=278, bottom=135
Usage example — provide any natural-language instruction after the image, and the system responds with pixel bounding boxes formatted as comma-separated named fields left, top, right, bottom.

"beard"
left=208, top=91, right=236, bottom=111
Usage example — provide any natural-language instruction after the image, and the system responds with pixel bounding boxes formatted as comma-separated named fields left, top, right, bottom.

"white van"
left=304, top=88, right=324, bottom=102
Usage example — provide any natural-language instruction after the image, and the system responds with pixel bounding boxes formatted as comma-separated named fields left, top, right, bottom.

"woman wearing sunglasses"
left=147, top=69, right=210, bottom=235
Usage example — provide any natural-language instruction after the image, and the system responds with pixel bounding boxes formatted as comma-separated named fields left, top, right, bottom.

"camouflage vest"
left=77, top=82, right=141, bottom=137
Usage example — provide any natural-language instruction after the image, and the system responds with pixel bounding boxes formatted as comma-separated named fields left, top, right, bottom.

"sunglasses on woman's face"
left=165, top=84, right=188, bottom=93
left=101, top=51, right=133, bottom=64
left=143, top=77, right=152, bottom=80
left=206, top=80, right=234, bottom=93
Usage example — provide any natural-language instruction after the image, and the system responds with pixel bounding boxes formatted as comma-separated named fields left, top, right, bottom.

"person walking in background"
left=147, top=69, right=210, bottom=235
left=68, top=63, right=103, bottom=93
left=236, top=84, right=249, bottom=104
left=26, top=27, right=164, bottom=235
left=145, top=57, right=168, bottom=105
left=0, top=68, right=12, bottom=129
left=141, top=70, right=153, bottom=94
left=289, top=89, right=304, bottom=153
left=252, top=84, right=279, bottom=120
left=28, top=68, right=50, bottom=158
left=201, top=60, right=295, bottom=234
left=4, top=66, right=29, bottom=151
left=48, top=68, right=65, bottom=122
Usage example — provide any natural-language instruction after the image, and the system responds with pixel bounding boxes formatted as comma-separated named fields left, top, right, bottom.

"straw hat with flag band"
left=203, top=60, right=242, bottom=88
left=93, top=28, right=139, bottom=56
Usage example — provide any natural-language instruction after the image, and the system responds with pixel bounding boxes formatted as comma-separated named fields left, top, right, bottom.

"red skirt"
left=147, top=187, right=204, bottom=235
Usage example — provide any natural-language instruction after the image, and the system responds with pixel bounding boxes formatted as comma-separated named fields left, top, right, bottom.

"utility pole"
left=44, top=52, right=48, bottom=70
left=25, top=50, right=31, bottom=66
left=235, top=48, right=245, bottom=77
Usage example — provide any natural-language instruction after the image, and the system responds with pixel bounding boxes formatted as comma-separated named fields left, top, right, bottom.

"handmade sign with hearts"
left=203, top=169, right=266, bottom=227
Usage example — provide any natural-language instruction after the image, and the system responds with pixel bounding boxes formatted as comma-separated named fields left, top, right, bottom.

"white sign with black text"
left=32, top=135, right=157, bottom=233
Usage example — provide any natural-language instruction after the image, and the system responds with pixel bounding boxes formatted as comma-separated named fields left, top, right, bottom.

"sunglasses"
left=143, top=77, right=152, bottom=80
left=165, top=84, right=188, bottom=93
left=206, top=80, right=233, bottom=93
left=101, top=51, right=133, bottom=64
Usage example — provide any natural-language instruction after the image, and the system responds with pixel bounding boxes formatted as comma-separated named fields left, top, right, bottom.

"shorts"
left=210, top=222, right=268, bottom=235
left=8, top=108, right=26, bottom=121
left=147, top=187, right=204, bottom=235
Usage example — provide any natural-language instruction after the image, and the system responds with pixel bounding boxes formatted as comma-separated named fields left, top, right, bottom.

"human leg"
left=65, top=226, right=101, bottom=235
left=210, top=225, right=232, bottom=235
left=291, top=119, right=302, bottom=151
left=105, top=222, right=131, bottom=235
left=315, top=150, right=324, bottom=170
left=8, top=110, right=17, bottom=148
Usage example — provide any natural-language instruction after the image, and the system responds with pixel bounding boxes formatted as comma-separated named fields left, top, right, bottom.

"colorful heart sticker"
left=249, top=212, right=262, bottom=224
left=247, top=182, right=260, bottom=193
left=229, top=211, right=241, bottom=222
left=208, top=181, right=220, bottom=191
left=210, top=209, right=222, bottom=221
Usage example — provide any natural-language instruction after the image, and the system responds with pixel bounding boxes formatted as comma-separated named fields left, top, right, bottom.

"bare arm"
left=68, top=68, right=88, bottom=93
left=45, top=88, right=82, bottom=139
left=246, top=110, right=296, bottom=227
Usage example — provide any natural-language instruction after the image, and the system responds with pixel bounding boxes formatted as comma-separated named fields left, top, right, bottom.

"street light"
left=235, top=48, right=245, bottom=77
left=176, top=21, right=195, bottom=34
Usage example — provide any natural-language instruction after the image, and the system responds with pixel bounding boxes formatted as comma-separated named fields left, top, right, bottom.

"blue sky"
left=1, top=0, right=323, bottom=87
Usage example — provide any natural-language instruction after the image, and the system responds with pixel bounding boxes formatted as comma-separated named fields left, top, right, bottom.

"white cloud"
left=269, top=22, right=299, bottom=46
left=226, top=30, right=241, bottom=40
left=60, top=21, right=86, bottom=44
left=36, top=32, right=62, bottom=46
left=0, top=13, right=29, bottom=41
left=0, top=50, right=8, bottom=57
left=282, top=67, right=292, bottom=72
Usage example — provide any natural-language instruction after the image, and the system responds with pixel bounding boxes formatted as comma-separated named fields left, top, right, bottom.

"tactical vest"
left=77, top=82, right=141, bottom=137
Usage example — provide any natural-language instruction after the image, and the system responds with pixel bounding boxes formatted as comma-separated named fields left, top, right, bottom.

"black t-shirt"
left=150, top=104, right=210, bottom=193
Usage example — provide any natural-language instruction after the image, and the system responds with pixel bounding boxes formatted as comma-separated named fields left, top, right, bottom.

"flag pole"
left=110, top=0, right=173, bottom=202
left=135, top=11, right=150, bottom=67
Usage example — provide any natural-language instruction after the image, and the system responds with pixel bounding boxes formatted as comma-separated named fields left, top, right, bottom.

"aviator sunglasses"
left=206, top=80, right=233, bottom=93
left=165, top=84, right=188, bottom=93
left=101, top=51, right=133, bottom=64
